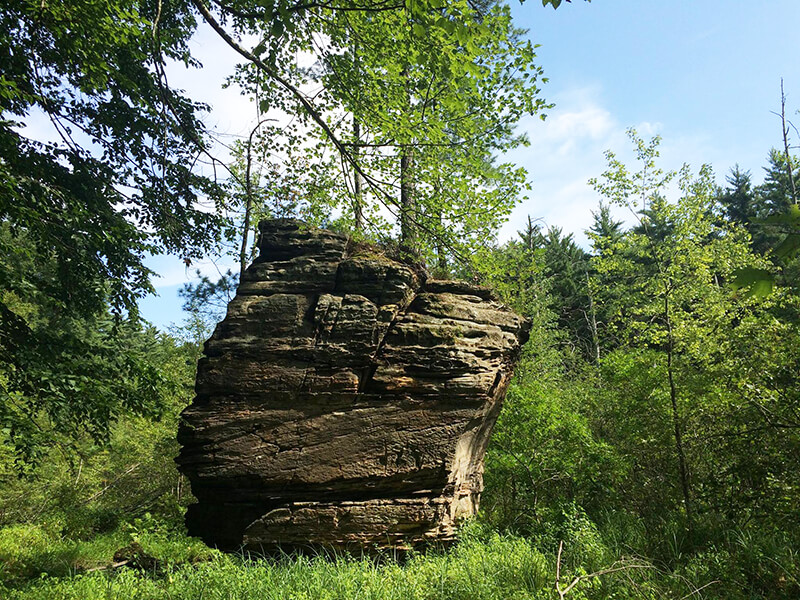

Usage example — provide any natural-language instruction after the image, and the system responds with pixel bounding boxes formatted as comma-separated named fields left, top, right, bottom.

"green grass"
left=2, top=518, right=797, bottom=600
left=1, top=524, right=554, bottom=600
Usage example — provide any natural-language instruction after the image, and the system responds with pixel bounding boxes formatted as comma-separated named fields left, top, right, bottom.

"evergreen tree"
left=632, top=193, right=677, bottom=243
left=716, top=165, right=776, bottom=255
left=719, top=166, right=758, bottom=224
left=760, top=148, right=800, bottom=215
left=751, top=150, right=800, bottom=286
left=587, top=202, right=624, bottom=256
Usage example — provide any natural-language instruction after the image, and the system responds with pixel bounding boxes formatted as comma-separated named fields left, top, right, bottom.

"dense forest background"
left=1, top=0, right=799, bottom=598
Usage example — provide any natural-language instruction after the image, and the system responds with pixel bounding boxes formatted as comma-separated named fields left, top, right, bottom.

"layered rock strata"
left=176, top=219, right=530, bottom=551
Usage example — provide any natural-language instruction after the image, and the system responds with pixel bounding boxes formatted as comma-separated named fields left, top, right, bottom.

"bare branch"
left=779, top=78, right=797, bottom=203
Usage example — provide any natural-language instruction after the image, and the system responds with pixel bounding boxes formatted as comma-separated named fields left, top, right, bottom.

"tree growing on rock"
left=221, top=0, right=549, bottom=267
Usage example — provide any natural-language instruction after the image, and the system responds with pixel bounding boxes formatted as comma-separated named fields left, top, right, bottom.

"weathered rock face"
left=176, top=219, right=530, bottom=551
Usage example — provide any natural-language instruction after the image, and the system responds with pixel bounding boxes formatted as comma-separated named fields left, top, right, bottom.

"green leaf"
left=763, top=203, right=800, bottom=226
left=252, top=41, right=267, bottom=56
left=730, top=267, right=774, bottom=298
left=774, top=233, right=800, bottom=259
left=270, top=20, right=285, bottom=38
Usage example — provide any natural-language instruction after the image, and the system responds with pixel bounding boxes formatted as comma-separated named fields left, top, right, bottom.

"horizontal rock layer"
left=176, top=219, right=530, bottom=551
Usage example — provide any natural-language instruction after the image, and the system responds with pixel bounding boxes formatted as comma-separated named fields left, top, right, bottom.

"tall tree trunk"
left=353, top=116, right=363, bottom=231
left=586, top=270, right=600, bottom=362
left=779, top=79, right=797, bottom=204
left=400, top=145, right=417, bottom=255
left=435, top=232, right=447, bottom=275
left=398, top=59, right=418, bottom=256
left=433, top=181, right=447, bottom=274
left=351, top=34, right=364, bottom=231
left=239, top=136, right=254, bottom=275
left=664, top=287, right=693, bottom=532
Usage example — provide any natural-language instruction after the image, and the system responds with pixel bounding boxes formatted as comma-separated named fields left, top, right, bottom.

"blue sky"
left=140, top=0, right=800, bottom=328
left=500, top=0, right=800, bottom=240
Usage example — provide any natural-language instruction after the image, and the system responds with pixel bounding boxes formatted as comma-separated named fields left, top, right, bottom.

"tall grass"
left=2, top=523, right=554, bottom=600
left=4, top=519, right=771, bottom=600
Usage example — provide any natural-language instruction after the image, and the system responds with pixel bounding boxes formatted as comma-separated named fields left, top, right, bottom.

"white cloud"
left=169, top=28, right=261, bottom=145
left=149, top=253, right=239, bottom=290
left=500, top=86, right=630, bottom=246
left=635, top=121, right=663, bottom=138
left=499, top=87, right=726, bottom=248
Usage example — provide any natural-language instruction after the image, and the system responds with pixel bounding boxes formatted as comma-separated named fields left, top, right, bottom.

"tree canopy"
left=0, top=0, right=559, bottom=461
left=211, top=0, right=550, bottom=265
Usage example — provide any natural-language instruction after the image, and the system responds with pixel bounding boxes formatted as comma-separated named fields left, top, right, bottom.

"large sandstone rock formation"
left=176, top=219, right=530, bottom=551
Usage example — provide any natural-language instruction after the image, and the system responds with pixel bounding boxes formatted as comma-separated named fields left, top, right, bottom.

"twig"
left=677, top=579, right=721, bottom=600
left=774, top=78, right=797, bottom=203
left=85, top=560, right=131, bottom=573
left=555, top=541, right=655, bottom=600
left=85, top=462, right=141, bottom=504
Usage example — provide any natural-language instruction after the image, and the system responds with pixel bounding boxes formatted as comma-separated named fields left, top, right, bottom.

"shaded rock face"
left=176, top=219, right=530, bottom=551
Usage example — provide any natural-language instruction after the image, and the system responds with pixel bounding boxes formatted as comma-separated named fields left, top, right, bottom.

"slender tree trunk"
left=400, top=145, right=417, bottom=254
left=436, top=236, right=450, bottom=278
left=353, top=116, right=363, bottom=231
left=398, top=59, right=418, bottom=256
left=351, top=34, right=364, bottom=231
left=239, top=137, right=254, bottom=275
left=586, top=270, right=600, bottom=362
left=664, top=287, right=693, bottom=532
left=641, top=163, right=648, bottom=213
left=240, top=118, right=270, bottom=273
left=779, top=79, right=797, bottom=204
left=436, top=239, right=447, bottom=274
left=433, top=181, right=447, bottom=274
